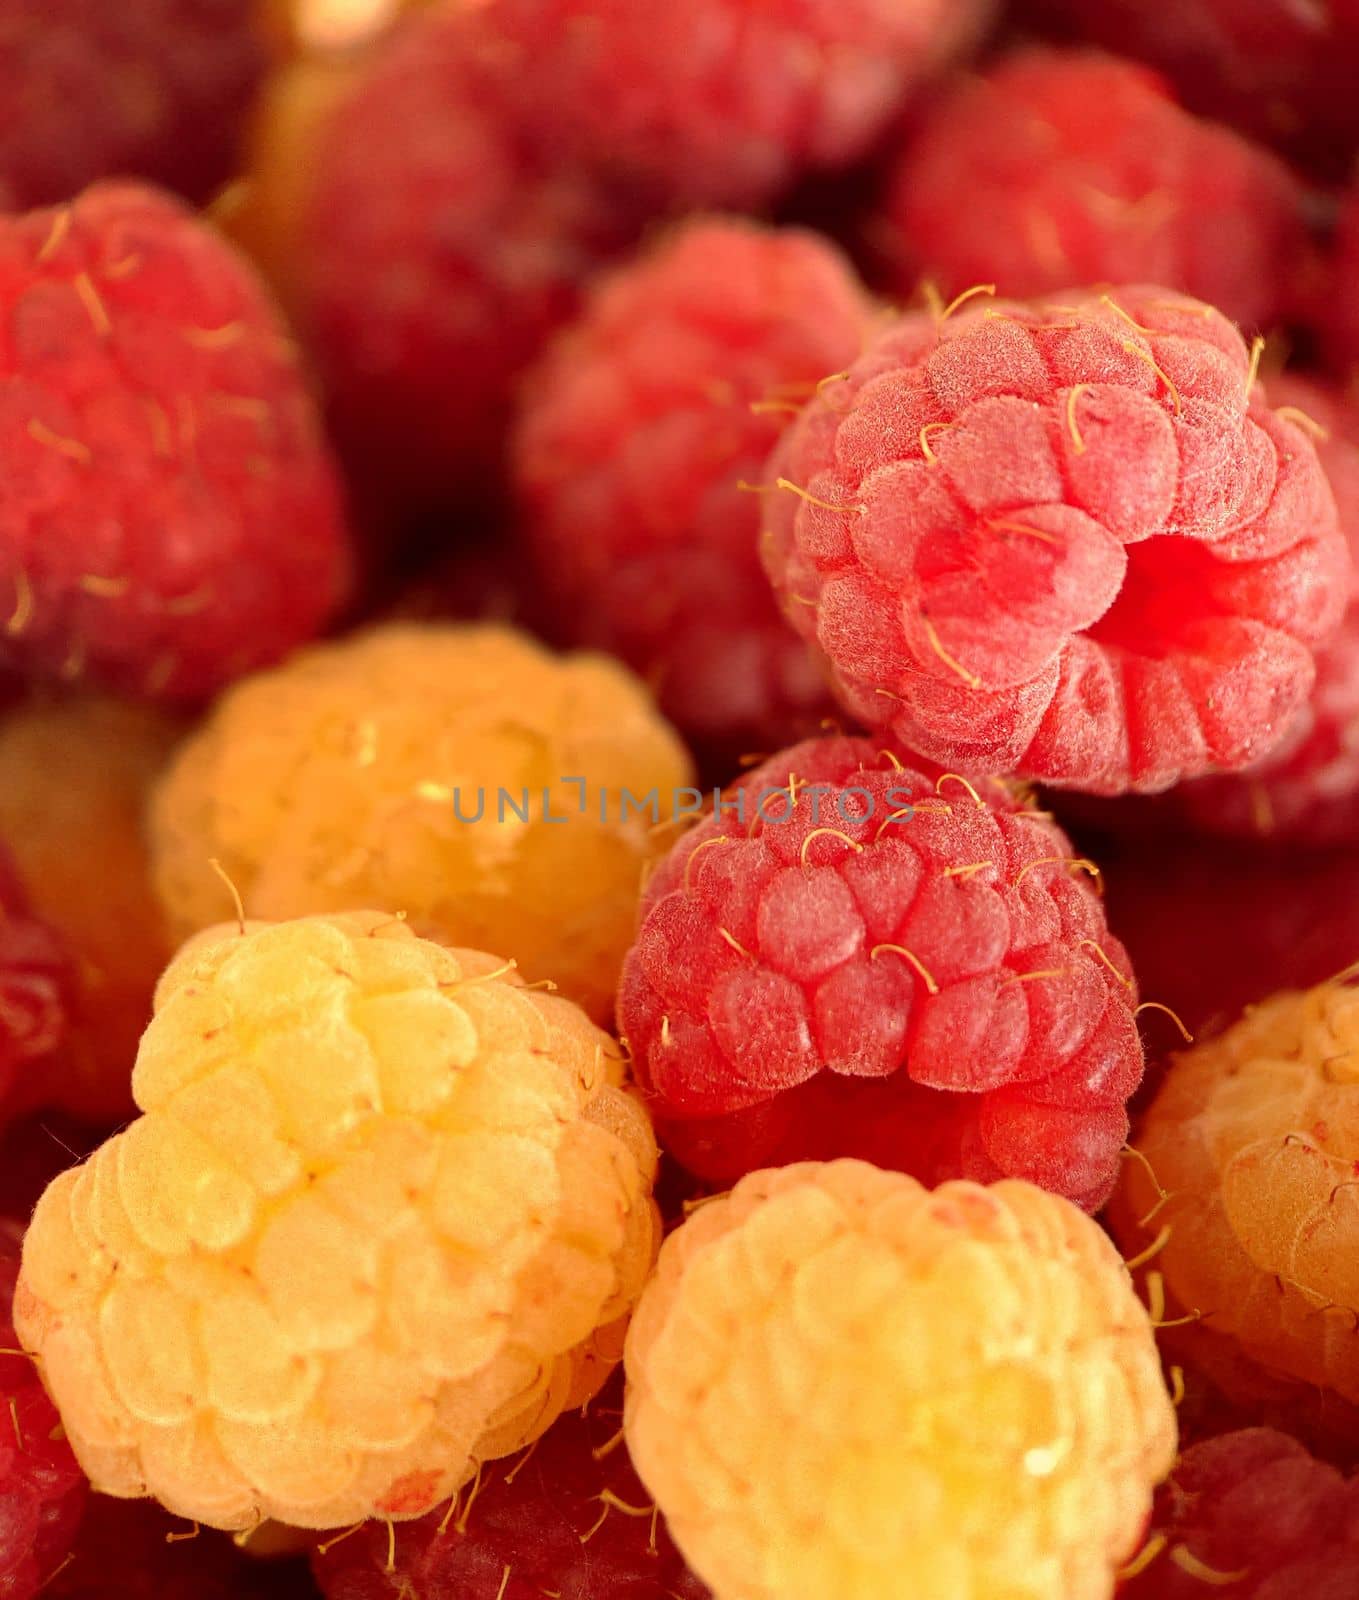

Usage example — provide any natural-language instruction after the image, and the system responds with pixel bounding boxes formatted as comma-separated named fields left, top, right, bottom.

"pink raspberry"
left=761, top=287, right=1348, bottom=794
left=1122, top=1429, right=1359, bottom=1597
left=310, top=1373, right=708, bottom=1600
left=296, top=3, right=632, bottom=508
left=1020, top=0, right=1359, bottom=178
left=0, top=847, right=73, bottom=1123
left=0, top=1221, right=86, bottom=1600
left=0, top=182, right=352, bottom=703
left=616, top=735, right=1143, bottom=1209
left=874, top=49, right=1306, bottom=332
left=481, top=0, right=997, bottom=210
left=514, top=217, right=875, bottom=759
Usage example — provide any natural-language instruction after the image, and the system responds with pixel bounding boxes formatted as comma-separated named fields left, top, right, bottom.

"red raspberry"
left=294, top=3, right=631, bottom=508
left=1327, top=183, right=1359, bottom=382
left=0, top=1, right=265, bottom=211
left=1020, top=0, right=1359, bottom=179
left=1121, top=1429, right=1359, bottom=1597
left=761, top=287, right=1348, bottom=794
left=310, top=1373, right=708, bottom=1600
left=0, top=1221, right=86, bottom=1600
left=0, top=182, right=352, bottom=703
left=514, top=217, right=875, bottom=760
left=0, top=847, right=74, bottom=1124
left=481, top=0, right=997, bottom=211
left=874, top=49, right=1306, bottom=332
left=616, top=735, right=1143, bottom=1209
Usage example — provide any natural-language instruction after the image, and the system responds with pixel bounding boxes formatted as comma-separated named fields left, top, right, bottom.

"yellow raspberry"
left=0, top=695, right=179, bottom=1120
left=624, top=1160, right=1175, bottom=1600
left=14, top=911, right=660, bottom=1531
left=1114, top=978, right=1359, bottom=1410
left=149, top=624, right=694, bottom=1023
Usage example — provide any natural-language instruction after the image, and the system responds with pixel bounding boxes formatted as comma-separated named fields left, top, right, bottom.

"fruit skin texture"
left=0, top=697, right=178, bottom=1122
left=0, top=0, right=265, bottom=211
left=761, top=286, right=1347, bottom=794
left=294, top=2, right=631, bottom=506
left=1121, top=1428, right=1359, bottom=1598
left=0, top=182, right=352, bottom=702
left=876, top=49, right=1305, bottom=332
left=1113, top=978, right=1359, bottom=1424
left=623, top=1160, right=1177, bottom=1600
left=482, top=0, right=996, bottom=211
left=0, top=849, right=74, bottom=1126
left=14, top=911, right=660, bottom=1532
left=0, top=1220, right=87, bottom=1600
left=309, top=1372, right=709, bottom=1600
left=617, top=736, right=1142, bottom=1209
left=515, top=217, right=874, bottom=759
left=149, top=623, right=694, bottom=1025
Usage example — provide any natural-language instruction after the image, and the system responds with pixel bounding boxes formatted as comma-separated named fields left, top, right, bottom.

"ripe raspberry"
left=874, top=49, right=1306, bottom=332
left=0, top=697, right=178, bottom=1122
left=617, top=735, right=1142, bottom=1208
left=150, top=623, right=693, bottom=1024
left=276, top=3, right=631, bottom=508
left=1121, top=1429, right=1359, bottom=1598
left=514, top=217, right=875, bottom=760
left=0, top=1220, right=87, bottom=1600
left=1164, top=376, right=1359, bottom=842
left=1112, top=976, right=1359, bottom=1428
left=0, top=848, right=74, bottom=1127
left=762, top=286, right=1348, bottom=793
left=0, top=182, right=352, bottom=702
left=624, top=1160, right=1176, bottom=1600
left=482, top=0, right=996, bottom=211
left=310, top=1372, right=708, bottom=1599
left=15, top=912, right=661, bottom=1531
left=0, top=1, right=265, bottom=211
left=1020, top=0, right=1359, bottom=178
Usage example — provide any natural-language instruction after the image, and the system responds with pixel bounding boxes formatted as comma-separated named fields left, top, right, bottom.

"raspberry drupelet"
left=0, top=183, right=352, bottom=703
left=0, top=851, right=74, bottom=1131
left=624, top=1160, right=1176, bottom=1600
left=1121, top=1429, right=1359, bottom=1598
left=1113, top=975, right=1359, bottom=1436
left=515, top=217, right=876, bottom=760
left=0, top=1221, right=87, bottom=1600
left=481, top=0, right=997, bottom=211
left=14, top=912, right=660, bottom=1531
left=617, top=736, right=1143, bottom=1209
left=874, top=49, right=1306, bottom=333
left=761, top=287, right=1348, bottom=794
left=310, top=1372, right=709, bottom=1599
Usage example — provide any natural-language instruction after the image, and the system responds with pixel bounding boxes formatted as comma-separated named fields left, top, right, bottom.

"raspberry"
left=1121, top=1429, right=1359, bottom=1598
left=874, top=49, right=1306, bottom=332
left=149, top=623, right=693, bottom=1024
left=616, top=735, right=1142, bottom=1209
left=0, top=1, right=265, bottom=211
left=0, top=1221, right=87, bottom=1600
left=0, top=848, right=74, bottom=1127
left=0, top=697, right=177, bottom=1122
left=514, top=217, right=875, bottom=760
left=761, top=287, right=1348, bottom=793
left=0, top=183, right=352, bottom=703
left=310, top=1372, right=708, bottom=1599
left=15, top=912, right=660, bottom=1531
left=1112, top=976, right=1359, bottom=1431
left=1326, top=183, right=1359, bottom=385
left=277, top=3, right=631, bottom=508
left=623, top=1160, right=1176, bottom=1600
left=482, top=0, right=996, bottom=211
left=1020, top=0, right=1359, bottom=178
left=1164, top=376, right=1359, bottom=842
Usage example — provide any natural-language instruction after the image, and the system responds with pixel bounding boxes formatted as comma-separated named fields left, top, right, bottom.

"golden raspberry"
left=15, top=911, right=660, bottom=1531
left=0, top=695, right=179, bottom=1120
left=624, top=1160, right=1175, bottom=1600
left=149, top=624, right=694, bottom=1022
left=1114, top=979, right=1359, bottom=1411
